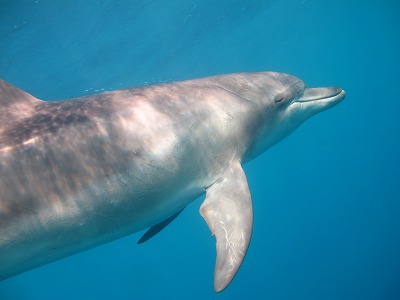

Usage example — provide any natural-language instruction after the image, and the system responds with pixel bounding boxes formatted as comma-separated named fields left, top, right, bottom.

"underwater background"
left=0, top=0, right=399, bottom=299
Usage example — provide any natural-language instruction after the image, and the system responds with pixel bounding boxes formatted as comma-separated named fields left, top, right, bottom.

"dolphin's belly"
left=0, top=146, right=205, bottom=280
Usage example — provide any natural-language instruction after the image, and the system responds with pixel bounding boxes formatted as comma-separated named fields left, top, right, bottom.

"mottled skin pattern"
left=0, top=72, right=345, bottom=291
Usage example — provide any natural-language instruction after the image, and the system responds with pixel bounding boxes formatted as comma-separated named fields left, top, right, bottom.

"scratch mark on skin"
left=213, top=85, right=256, bottom=105
left=222, top=226, right=239, bottom=267
left=123, top=113, right=134, bottom=150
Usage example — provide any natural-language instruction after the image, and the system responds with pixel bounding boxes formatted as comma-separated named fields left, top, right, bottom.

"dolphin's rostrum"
left=0, top=72, right=345, bottom=291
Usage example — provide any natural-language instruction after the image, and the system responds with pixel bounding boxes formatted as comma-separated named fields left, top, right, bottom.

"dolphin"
left=0, top=72, right=345, bottom=291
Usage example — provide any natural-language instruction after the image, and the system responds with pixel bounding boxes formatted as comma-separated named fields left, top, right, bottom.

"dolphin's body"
left=0, top=72, right=345, bottom=291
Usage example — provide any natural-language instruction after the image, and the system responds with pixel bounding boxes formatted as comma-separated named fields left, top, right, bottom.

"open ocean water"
left=0, top=0, right=399, bottom=299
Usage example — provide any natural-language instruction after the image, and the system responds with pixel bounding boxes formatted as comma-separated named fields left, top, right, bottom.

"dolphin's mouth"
left=297, top=87, right=346, bottom=104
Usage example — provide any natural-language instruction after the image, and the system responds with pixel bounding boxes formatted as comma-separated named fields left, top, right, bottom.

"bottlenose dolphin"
left=0, top=72, right=345, bottom=291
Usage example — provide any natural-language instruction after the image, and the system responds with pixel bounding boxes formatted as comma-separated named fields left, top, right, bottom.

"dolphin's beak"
left=299, top=87, right=345, bottom=103
left=296, top=87, right=346, bottom=112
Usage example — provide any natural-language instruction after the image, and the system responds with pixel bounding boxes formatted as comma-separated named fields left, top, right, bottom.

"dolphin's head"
left=214, top=72, right=345, bottom=161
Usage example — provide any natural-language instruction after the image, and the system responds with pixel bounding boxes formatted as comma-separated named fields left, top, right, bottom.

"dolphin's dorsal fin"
left=0, top=80, right=41, bottom=108
left=137, top=208, right=185, bottom=244
left=200, top=160, right=253, bottom=292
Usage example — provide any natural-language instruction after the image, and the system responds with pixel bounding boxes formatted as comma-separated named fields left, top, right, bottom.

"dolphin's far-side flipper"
left=137, top=208, right=185, bottom=244
left=200, top=161, right=253, bottom=292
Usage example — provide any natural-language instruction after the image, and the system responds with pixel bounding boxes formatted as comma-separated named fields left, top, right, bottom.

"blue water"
left=1, top=1, right=399, bottom=299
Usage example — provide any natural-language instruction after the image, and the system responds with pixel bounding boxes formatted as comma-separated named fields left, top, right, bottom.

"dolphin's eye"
left=274, top=92, right=287, bottom=106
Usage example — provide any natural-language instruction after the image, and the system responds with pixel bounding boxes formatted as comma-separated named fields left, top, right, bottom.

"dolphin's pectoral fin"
left=200, top=161, right=253, bottom=292
left=137, top=208, right=185, bottom=244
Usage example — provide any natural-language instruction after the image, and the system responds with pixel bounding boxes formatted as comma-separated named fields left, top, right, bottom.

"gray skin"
left=0, top=72, right=345, bottom=292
